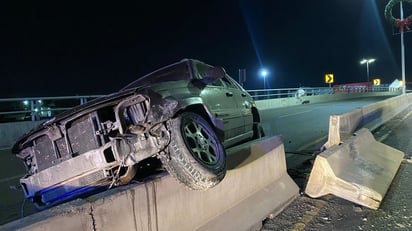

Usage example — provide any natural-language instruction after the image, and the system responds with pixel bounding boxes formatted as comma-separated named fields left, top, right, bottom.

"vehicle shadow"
left=226, top=136, right=284, bottom=170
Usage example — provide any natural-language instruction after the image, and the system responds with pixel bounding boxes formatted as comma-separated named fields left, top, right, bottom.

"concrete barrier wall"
left=255, top=91, right=400, bottom=110
left=361, top=93, right=412, bottom=131
left=1, top=136, right=299, bottom=231
left=0, top=121, right=43, bottom=149
left=324, top=93, right=412, bottom=148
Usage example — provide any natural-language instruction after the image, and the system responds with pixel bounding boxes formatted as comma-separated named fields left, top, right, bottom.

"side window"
left=221, top=76, right=237, bottom=89
left=210, top=79, right=224, bottom=87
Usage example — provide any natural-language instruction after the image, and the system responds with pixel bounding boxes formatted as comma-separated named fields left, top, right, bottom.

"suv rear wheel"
left=160, top=112, right=226, bottom=190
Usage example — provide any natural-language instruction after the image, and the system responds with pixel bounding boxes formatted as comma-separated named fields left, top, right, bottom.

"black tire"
left=253, top=122, right=265, bottom=139
left=160, top=112, right=226, bottom=190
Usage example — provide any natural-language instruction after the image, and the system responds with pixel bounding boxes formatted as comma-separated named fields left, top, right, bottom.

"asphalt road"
left=261, top=96, right=393, bottom=152
left=0, top=95, right=395, bottom=226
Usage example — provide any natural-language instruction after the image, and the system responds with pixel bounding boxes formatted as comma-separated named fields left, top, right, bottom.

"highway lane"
left=260, top=96, right=394, bottom=153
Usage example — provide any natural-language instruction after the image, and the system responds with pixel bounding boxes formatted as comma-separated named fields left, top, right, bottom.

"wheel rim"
left=182, top=118, right=219, bottom=166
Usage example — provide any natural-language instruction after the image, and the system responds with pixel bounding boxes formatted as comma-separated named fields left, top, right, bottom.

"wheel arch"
left=174, top=104, right=224, bottom=142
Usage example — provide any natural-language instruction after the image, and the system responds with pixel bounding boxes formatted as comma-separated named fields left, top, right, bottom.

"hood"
left=12, top=89, right=138, bottom=154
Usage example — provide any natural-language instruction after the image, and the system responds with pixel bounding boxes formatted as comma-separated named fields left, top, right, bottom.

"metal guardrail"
left=247, top=86, right=393, bottom=101
left=0, top=86, right=397, bottom=123
left=248, top=87, right=332, bottom=100
left=0, top=95, right=102, bottom=123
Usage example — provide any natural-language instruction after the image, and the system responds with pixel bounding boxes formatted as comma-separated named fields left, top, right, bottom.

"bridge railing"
left=248, top=87, right=332, bottom=100
left=247, top=86, right=392, bottom=101
left=0, top=95, right=102, bottom=123
left=0, top=86, right=395, bottom=123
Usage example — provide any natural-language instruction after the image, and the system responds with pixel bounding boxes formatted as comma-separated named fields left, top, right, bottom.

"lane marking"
left=377, top=110, right=412, bottom=142
left=279, top=110, right=313, bottom=118
left=0, top=175, right=23, bottom=184
left=400, top=110, right=412, bottom=121
left=0, top=147, right=11, bottom=151
left=403, top=159, right=412, bottom=164
left=297, top=135, right=328, bottom=152
left=290, top=198, right=328, bottom=231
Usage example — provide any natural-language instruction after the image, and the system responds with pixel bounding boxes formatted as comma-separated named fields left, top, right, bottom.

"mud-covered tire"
left=160, top=112, right=226, bottom=190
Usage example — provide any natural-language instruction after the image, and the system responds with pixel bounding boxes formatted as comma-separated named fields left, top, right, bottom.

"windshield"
left=121, top=60, right=192, bottom=90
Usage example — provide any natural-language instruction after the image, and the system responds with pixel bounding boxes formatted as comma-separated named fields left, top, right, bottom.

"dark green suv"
left=12, top=59, right=263, bottom=208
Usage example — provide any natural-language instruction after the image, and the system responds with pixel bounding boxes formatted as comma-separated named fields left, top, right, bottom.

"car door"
left=221, top=76, right=253, bottom=135
left=200, top=78, right=243, bottom=141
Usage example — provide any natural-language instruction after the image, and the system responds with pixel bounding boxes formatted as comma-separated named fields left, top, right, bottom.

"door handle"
left=241, top=93, right=247, bottom=97
left=226, top=92, right=233, bottom=97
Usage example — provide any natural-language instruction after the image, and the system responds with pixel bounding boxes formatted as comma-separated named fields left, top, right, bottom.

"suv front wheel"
left=160, top=112, right=226, bottom=190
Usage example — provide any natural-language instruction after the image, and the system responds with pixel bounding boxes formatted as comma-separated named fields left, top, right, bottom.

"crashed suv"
left=12, top=59, right=263, bottom=208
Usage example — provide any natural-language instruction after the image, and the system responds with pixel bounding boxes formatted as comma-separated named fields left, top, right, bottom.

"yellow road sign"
left=325, top=74, right=334, bottom=84
left=373, top=79, right=381, bottom=86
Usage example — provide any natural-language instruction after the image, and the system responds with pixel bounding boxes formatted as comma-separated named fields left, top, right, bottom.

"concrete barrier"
left=323, top=93, right=412, bottom=149
left=1, top=135, right=299, bottom=231
left=305, top=128, right=404, bottom=209
left=255, top=91, right=400, bottom=110
left=0, top=120, right=44, bottom=148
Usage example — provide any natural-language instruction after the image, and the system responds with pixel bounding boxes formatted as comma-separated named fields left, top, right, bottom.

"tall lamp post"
left=360, top=58, right=376, bottom=82
left=385, top=0, right=408, bottom=95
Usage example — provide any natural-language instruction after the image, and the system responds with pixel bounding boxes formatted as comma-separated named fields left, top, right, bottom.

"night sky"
left=1, top=0, right=411, bottom=98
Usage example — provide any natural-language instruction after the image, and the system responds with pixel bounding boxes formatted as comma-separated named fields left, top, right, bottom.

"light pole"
left=260, top=69, right=268, bottom=89
left=385, top=0, right=407, bottom=95
left=360, top=58, right=376, bottom=82
left=400, top=1, right=406, bottom=95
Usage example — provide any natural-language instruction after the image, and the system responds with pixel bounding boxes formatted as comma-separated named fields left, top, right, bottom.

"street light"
left=259, top=68, right=268, bottom=89
left=360, top=58, right=376, bottom=82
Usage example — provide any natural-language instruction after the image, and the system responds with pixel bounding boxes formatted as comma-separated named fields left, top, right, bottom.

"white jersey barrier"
left=324, top=93, right=412, bottom=149
left=306, top=128, right=404, bottom=209
left=1, top=135, right=299, bottom=231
